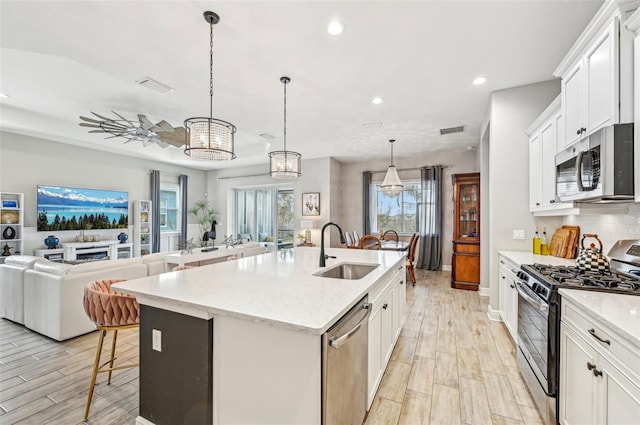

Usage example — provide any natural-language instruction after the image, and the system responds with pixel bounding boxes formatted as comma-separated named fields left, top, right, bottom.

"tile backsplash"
left=563, top=203, right=640, bottom=254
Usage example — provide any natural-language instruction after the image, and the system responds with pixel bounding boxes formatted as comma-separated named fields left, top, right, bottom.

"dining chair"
left=353, top=230, right=361, bottom=247
left=359, top=234, right=381, bottom=250
left=406, top=234, right=420, bottom=285
left=83, top=279, right=139, bottom=420
left=345, top=232, right=356, bottom=248
left=382, top=230, right=399, bottom=242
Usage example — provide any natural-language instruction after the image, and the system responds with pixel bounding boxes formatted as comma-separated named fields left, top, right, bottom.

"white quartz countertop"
left=113, top=247, right=405, bottom=335
left=559, top=288, right=640, bottom=350
left=499, top=251, right=577, bottom=267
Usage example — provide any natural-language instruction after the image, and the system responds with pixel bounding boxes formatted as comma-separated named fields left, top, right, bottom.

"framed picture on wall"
left=302, top=192, right=320, bottom=216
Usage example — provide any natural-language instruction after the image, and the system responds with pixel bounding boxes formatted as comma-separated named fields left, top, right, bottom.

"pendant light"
left=269, top=76, right=302, bottom=179
left=381, top=139, right=403, bottom=197
left=184, top=11, right=237, bottom=161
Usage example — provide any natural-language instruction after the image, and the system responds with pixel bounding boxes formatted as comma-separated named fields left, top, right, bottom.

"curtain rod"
left=368, top=165, right=449, bottom=174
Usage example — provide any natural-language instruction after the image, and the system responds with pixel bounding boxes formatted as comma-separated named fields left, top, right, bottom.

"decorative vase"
left=118, top=232, right=128, bottom=243
left=1, top=243, right=12, bottom=256
left=2, top=226, right=16, bottom=240
left=44, top=235, right=59, bottom=249
left=0, top=211, right=19, bottom=224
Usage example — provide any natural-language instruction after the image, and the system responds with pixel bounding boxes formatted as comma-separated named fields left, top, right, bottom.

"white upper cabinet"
left=554, top=1, right=635, bottom=150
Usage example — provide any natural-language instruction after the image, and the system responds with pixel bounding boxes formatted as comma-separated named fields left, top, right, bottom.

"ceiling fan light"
left=269, top=150, right=302, bottom=179
left=184, top=117, right=236, bottom=161
left=381, top=165, right=404, bottom=197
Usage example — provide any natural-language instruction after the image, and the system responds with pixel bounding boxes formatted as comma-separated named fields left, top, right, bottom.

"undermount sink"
left=313, top=263, right=380, bottom=280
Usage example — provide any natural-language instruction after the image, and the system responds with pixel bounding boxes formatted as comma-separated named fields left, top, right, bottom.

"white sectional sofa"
left=0, top=251, right=180, bottom=341
left=0, top=256, right=46, bottom=324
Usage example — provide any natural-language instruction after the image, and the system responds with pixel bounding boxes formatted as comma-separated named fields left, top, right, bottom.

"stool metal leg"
left=84, top=329, right=106, bottom=421
left=107, top=329, right=118, bottom=384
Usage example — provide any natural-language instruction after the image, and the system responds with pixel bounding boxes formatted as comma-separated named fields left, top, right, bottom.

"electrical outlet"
left=513, top=229, right=526, bottom=240
left=152, top=329, right=162, bottom=352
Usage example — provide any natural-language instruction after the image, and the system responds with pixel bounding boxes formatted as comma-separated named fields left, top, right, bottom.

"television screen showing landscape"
left=37, top=185, right=128, bottom=231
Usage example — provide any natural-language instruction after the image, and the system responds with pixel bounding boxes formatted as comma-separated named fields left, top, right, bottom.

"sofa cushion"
left=141, top=251, right=179, bottom=264
left=33, top=257, right=143, bottom=276
left=4, top=255, right=46, bottom=268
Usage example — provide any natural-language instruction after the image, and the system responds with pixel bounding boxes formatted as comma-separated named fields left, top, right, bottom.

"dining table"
left=359, top=236, right=409, bottom=251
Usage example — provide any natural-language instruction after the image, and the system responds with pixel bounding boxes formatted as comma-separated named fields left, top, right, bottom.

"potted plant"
left=189, top=200, right=218, bottom=247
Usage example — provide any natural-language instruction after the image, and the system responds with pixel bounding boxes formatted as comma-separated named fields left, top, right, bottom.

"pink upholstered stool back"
left=83, top=279, right=140, bottom=328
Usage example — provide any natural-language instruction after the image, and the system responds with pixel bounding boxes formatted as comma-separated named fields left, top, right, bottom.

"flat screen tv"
left=37, top=185, right=128, bottom=231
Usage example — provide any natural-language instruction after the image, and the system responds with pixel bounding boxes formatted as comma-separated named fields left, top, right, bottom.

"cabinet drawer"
left=369, top=261, right=403, bottom=306
left=453, top=243, right=479, bottom=254
left=562, top=299, right=640, bottom=379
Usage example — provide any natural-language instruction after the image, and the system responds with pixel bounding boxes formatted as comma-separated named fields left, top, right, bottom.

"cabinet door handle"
left=593, top=368, right=603, bottom=378
left=502, top=276, right=506, bottom=279
left=550, top=199, right=555, bottom=204
left=399, top=280, right=404, bottom=285
left=383, top=303, right=388, bottom=310
left=576, top=129, right=581, bottom=135
left=510, top=284, right=515, bottom=289
left=588, top=328, right=611, bottom=345
left=587, top=362, right=596, bottom=371
left=500, top=260, right=505, bottom=264
left=580, top=127, right=587, bottom=134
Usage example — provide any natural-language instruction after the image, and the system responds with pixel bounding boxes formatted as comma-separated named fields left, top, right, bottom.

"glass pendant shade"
left=381, top=165, right=404, bottom=197
left=380, top=139, right=403, bottom=197
left=269, top=150, right=302, bottom=179
left=184, top=117, right=236, bottom=161
left=269, top=76, right=301, bottom=179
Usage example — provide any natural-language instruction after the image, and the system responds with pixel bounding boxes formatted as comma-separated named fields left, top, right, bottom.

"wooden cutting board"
left=562, top=225, right=580, bottom=259
left=550, top=229, right=571, bottom=257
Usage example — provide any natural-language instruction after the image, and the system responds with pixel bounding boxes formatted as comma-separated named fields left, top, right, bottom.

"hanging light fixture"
left=184, top=11, right=236, bottom=161
left=381, top=139, right=404, bottom=197
left=269, top=76, right=302, bottom=179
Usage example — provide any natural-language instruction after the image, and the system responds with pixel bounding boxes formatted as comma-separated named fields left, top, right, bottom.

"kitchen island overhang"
left=113, top=247, right=406, bottom=425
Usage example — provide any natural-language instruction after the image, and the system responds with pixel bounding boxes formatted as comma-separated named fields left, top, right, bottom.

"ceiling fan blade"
left=91, top=111, right=115, bottom=122
left=79, top=122, right=103, bottom=128
left=155, top=140, right=170, bottom=148
left=138, top=115, right=154, bottom=131
left=88, top=130, right=107, bottom=134
left=141, top=139, right=154, bottom=147
left=110, top=111, right=136, bottom=126
left=149, top=120, right=174, bottom=133
left=158, top=127, right=186, bottom=146
left=79, top=116, right=105, bottom=124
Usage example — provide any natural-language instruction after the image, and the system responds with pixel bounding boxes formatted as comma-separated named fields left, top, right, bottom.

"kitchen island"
left=113, top=247, right=406, bottom=425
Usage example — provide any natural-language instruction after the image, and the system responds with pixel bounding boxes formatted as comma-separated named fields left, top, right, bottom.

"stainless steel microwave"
left=555, top=123, right=634, bottom=203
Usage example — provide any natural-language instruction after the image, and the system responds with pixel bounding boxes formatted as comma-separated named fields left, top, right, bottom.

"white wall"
left=484, top=80, right=562, bottom=308
left=340, top=149, right=479, bottom=267
left=0, top=131, right=207, bottom=255
left=206, top=157, right=336, bottom=246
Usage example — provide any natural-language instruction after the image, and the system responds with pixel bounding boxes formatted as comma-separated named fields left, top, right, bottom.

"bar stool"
left=82, top=279, right=140, bottom=420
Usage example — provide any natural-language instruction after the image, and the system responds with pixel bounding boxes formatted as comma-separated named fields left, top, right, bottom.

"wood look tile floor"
left=0, top=270, right=542, bottom=425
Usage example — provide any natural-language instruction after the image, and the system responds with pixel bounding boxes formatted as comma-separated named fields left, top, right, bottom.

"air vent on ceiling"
left=259, top=133, right=276, bottom=140
left=440, top=125, right=465, bottom=135
left=135, top=77, right=175, bottom=94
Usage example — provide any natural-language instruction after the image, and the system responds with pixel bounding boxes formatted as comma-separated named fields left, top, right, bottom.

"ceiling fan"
left=79, top=111, right=185, bottom=148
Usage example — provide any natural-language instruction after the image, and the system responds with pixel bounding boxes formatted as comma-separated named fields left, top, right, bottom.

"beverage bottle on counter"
left=533, top=229, right=541, bottom=255
left=540, top=228, right=549, bottom=255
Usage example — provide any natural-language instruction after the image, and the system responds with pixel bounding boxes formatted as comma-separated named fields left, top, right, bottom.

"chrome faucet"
left=319, top=222, right=346, bottom=267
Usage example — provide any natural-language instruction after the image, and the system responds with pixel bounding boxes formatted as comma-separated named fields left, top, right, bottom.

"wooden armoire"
left=451, top=173, right=480, bottom=290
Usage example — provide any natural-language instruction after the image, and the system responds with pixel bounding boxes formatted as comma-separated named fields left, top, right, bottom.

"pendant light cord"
left=390, top=139, right=395, bottom=166
left=209, top=20, right=214, bottom=119
left=283, top=79, right=287, bottom=152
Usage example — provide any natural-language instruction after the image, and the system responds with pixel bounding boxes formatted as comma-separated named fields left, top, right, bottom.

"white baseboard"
left=441, top=264, right=452, bottom=271
left=478, top=286, right=490, bottom=297
left=486, top=305, right=502, bottom=322
left=136, top=416, right=156, bottom=425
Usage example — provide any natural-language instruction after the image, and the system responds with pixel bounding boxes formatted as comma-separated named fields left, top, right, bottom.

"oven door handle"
left=515, top=280, right=549, bottom=314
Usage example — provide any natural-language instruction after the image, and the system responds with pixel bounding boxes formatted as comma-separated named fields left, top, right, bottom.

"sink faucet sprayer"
left=319, top=222, right=346, bottom=267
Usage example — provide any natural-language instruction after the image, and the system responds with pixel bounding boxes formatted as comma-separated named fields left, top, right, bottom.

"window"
left=159, top=184, right=179, bottom=232
left=235, top=188, right=294, bottom=249
left=370, top=181, right=420, bottom=234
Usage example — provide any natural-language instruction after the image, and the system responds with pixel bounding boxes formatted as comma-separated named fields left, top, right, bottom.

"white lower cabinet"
left=498, top=255, right=519, bottom=342
left=367, top=263, right=407, bottom=409
left=559, top=297, right=640, bottom=425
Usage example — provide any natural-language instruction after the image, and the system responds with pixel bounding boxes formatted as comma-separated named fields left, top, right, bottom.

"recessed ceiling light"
left=327, top=20, right=344, bottom=35
left=372, top=97, right=383, bottom=105
left=472, top=76, right=488, bottom=86
left=0, top=93, right=10, bottom=99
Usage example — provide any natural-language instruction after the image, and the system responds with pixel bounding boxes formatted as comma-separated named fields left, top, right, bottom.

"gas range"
left=518, top=263, right=640, bottom=299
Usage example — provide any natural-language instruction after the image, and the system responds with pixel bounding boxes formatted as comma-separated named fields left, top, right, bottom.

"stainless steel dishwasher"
left=322, top=295, right=370, bottom=425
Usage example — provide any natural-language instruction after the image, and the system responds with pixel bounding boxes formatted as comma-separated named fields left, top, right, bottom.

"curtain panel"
left=178, top=174, right=188, bottom=244
left=150, top=170, right=160, bottom=253
left=362, top=171, right=372, bottom=235
left=416, top=166, right=443, bottom=270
